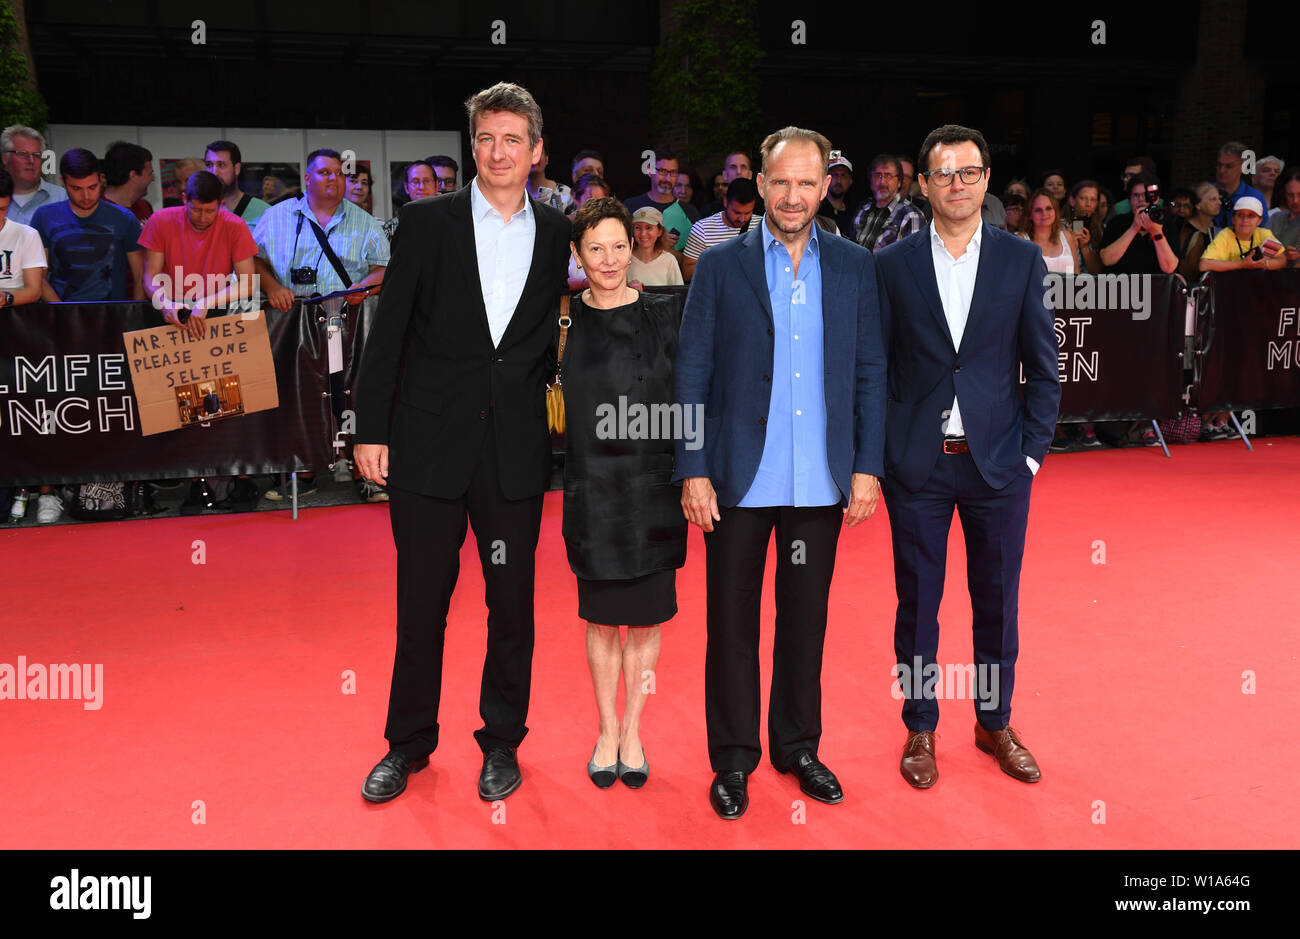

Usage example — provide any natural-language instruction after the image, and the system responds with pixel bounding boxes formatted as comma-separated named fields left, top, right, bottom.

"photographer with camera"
left=1098, top=172, right=1180, bottom=275
left=251, top=148, right=388, bottom=313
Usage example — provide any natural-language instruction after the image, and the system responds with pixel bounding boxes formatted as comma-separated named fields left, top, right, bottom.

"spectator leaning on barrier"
left=0, top=166, right=48, bottom=308
left=1, top=125, right=67, bottom=226
left=252, top=148, right=388, bottom=312
left=252, top=148, right=389, bottom=499
left=31, top=148, right=144, bottom=303
left=1267, top=169, right=1300, bottom=268
left=1098, top=172, right=1180, bottom=275
left=140, top=170, right=261, bottom=513
left=204, top=140, right=271, bottom=227
left=1198, top=196, right=1283, bottom=273
left=383, top=160, right=436, bottom=242
left=680, top=176, right=758, bottom=281
left=1214, top=141, right=1266, bottom=228
left=102, top=141, right=155, bottom=223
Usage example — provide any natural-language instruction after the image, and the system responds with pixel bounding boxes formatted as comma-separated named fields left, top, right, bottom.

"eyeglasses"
left=870, top=172, right=898, bottom=181
left=4, top=149, right=42, bottom=161
left=924, top=166, right=987, bottom=187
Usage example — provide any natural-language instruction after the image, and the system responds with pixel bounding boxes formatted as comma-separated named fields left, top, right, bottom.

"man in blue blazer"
left=674, top=127, right=886, bottom=820
left=874, top=124, right=1060, bottom=789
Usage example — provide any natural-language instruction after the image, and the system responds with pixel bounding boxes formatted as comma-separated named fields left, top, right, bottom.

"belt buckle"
left=943, top=437, right=968, bottom=455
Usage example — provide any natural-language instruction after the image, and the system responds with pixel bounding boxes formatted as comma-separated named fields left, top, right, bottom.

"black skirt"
left=577, top=569, right=677, bottom=626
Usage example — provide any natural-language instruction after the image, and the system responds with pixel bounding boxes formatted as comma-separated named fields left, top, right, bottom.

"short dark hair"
left=570, top=196, right=633, bottom=247
left=571, top=148, right=603, bottom=173
left=1038, top=169, right=1066, bottom=188
left=348, top=167, right=372, bottom=184
left=1003, top=193, right=1027, bottom=209
left=573, top=172, right=610, bottom=200
left=185, top=170, right=224, bottom=204
left=653, top=147, right=678, bottom=164
left=1169, top=186, right=1195, bottom=204
left=102, top=141, right=153, bottom=187
left=724, top=177, right=757, bottom=205
left=205, top=139, right=242, bottom=166
left=59, top=147, right=100, bottom=180
left=426, top=155, right=459, bottom=174
left=0, top=165, right=12, bottom=199
left=306, top=148, right=342, bottom=171
left=1128, top=171, right=1160, bottom=197
left=916, top=124, right=991, bottom=174
left=1123, top=155, right=1158, bottom=176
left=404, top=160, right=434, bottom=183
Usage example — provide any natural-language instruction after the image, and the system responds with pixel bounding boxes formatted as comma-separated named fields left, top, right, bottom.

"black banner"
left=1040, top=273, right=1187, bottom=421
left=0, top=302, right=334, bottom=486
left=1198, top=270, right=1300, bottom=412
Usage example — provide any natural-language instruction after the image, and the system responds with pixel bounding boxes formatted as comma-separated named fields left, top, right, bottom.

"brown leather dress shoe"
left=974, top=723, right=1042, bottom=783
left=900, top=730, right=937, bottom=789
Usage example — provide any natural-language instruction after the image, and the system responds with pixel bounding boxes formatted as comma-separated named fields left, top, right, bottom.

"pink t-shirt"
left=138, top=206, right=258, bottom=302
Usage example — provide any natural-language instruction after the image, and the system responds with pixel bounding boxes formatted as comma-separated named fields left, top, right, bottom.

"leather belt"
left=942, top=436, right=969, bottom=455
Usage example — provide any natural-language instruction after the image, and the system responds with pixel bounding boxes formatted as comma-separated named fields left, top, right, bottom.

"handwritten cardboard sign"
left=122, top=312, right=278, bottom=436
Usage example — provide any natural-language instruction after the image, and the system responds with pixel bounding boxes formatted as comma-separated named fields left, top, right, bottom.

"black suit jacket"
left=353, top=183, right=571, bottom=499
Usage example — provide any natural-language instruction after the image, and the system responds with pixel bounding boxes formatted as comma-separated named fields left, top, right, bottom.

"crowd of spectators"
left=3, top=121, right=1296, bottom=523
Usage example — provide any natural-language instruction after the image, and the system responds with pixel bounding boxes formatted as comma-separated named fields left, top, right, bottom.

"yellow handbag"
left=546, top=295, right=572, bottom=435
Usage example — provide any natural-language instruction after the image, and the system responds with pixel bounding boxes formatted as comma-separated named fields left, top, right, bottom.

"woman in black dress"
left=558, top=198, right=686, bottom=789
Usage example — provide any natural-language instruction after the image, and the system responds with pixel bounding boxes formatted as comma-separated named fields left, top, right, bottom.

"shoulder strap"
left=233, top=192, right=252, bottom=217
left=306, top=215, right=353, bottom=288
left=556, top=294, right=572, bottom=367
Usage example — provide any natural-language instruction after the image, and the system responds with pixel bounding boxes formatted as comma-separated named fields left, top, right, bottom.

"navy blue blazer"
left=672, top=224, right=887, bottom=507
left=874, top=223, right=1061, bottom=493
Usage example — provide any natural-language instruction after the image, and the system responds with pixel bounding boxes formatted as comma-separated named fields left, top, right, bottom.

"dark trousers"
left=383, top=423, right=544, bottom=759
left=883, top=450, right=1032, bottom=733
left=703, top=503, right=842, bottom=773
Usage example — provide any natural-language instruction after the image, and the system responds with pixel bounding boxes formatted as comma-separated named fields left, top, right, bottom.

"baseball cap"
left=1233, top=195, right=1264, bottom=217
left=828, top=151, right=853, bottom=173
left=632, top=207, right=664, bottom=226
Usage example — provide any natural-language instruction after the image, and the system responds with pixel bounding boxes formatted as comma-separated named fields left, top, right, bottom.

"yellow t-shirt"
left=1200, top=227, right=1277, bottom=262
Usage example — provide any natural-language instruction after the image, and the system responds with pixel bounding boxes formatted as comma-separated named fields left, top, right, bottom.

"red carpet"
left=3, top=438, right=1298, bottom=849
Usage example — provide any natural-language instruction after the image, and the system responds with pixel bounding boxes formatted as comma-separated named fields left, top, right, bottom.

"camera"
left=1141, top=185, right=1165, bottom=225
left=291, top=267, right=317, bottom=285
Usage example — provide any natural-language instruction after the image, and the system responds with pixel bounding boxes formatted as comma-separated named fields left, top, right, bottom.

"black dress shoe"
left=361, top=750, right=429, bottom=803
left=478, top=747, right=522, bottom=801
left=776, top=750, right=844, bottom=804
left=709, top=771, right=749, bottom=820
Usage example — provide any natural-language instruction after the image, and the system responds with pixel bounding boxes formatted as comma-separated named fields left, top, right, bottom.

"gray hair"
left=2, top=125, right=46, bottom=153
left=464, top=82, right=543, bottom=150
left=759, top=127, right=832, bottom=176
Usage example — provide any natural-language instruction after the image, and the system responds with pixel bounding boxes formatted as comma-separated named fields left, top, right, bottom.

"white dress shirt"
left=929, top=224, right=1038, bottom=475
left=470, top=177, right=536, bottom=347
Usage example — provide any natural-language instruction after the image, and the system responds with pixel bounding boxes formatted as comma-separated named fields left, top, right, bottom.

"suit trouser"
left=883, top=450, right=1032, bottom=732
left=703, top=503, right=842, bottom=773
left=383, top=420, right=544, bottom=759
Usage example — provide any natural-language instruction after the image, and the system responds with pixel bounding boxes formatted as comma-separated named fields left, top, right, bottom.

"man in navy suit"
left=674, top=127, right=886, bottom=820
left=873, top=124, right=1060, bottom=789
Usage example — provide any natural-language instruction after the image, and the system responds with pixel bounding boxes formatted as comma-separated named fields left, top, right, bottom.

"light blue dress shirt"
left=251, top=195, right=389, bottom=298
left=739, top=218, right=839, bottom=507
left=9, top=179, right=68, bottom=227
left=469, top=177, right=536, bottom=347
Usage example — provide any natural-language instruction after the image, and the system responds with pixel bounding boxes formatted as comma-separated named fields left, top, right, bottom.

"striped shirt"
left=252, top=195, right=389, bottom=297
left=683, top=211, right=763, bottom=260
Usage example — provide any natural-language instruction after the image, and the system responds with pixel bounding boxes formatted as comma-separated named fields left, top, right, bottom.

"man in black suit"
left=353, top=82, right=571, bottom=803
left=873, top=124, right=1060, bottom=789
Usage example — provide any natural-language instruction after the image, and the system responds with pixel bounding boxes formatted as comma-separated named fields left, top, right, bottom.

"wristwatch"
left=1151, top=233, right=1164, bottom=241
left=2, top=291, right=13, bottom=307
